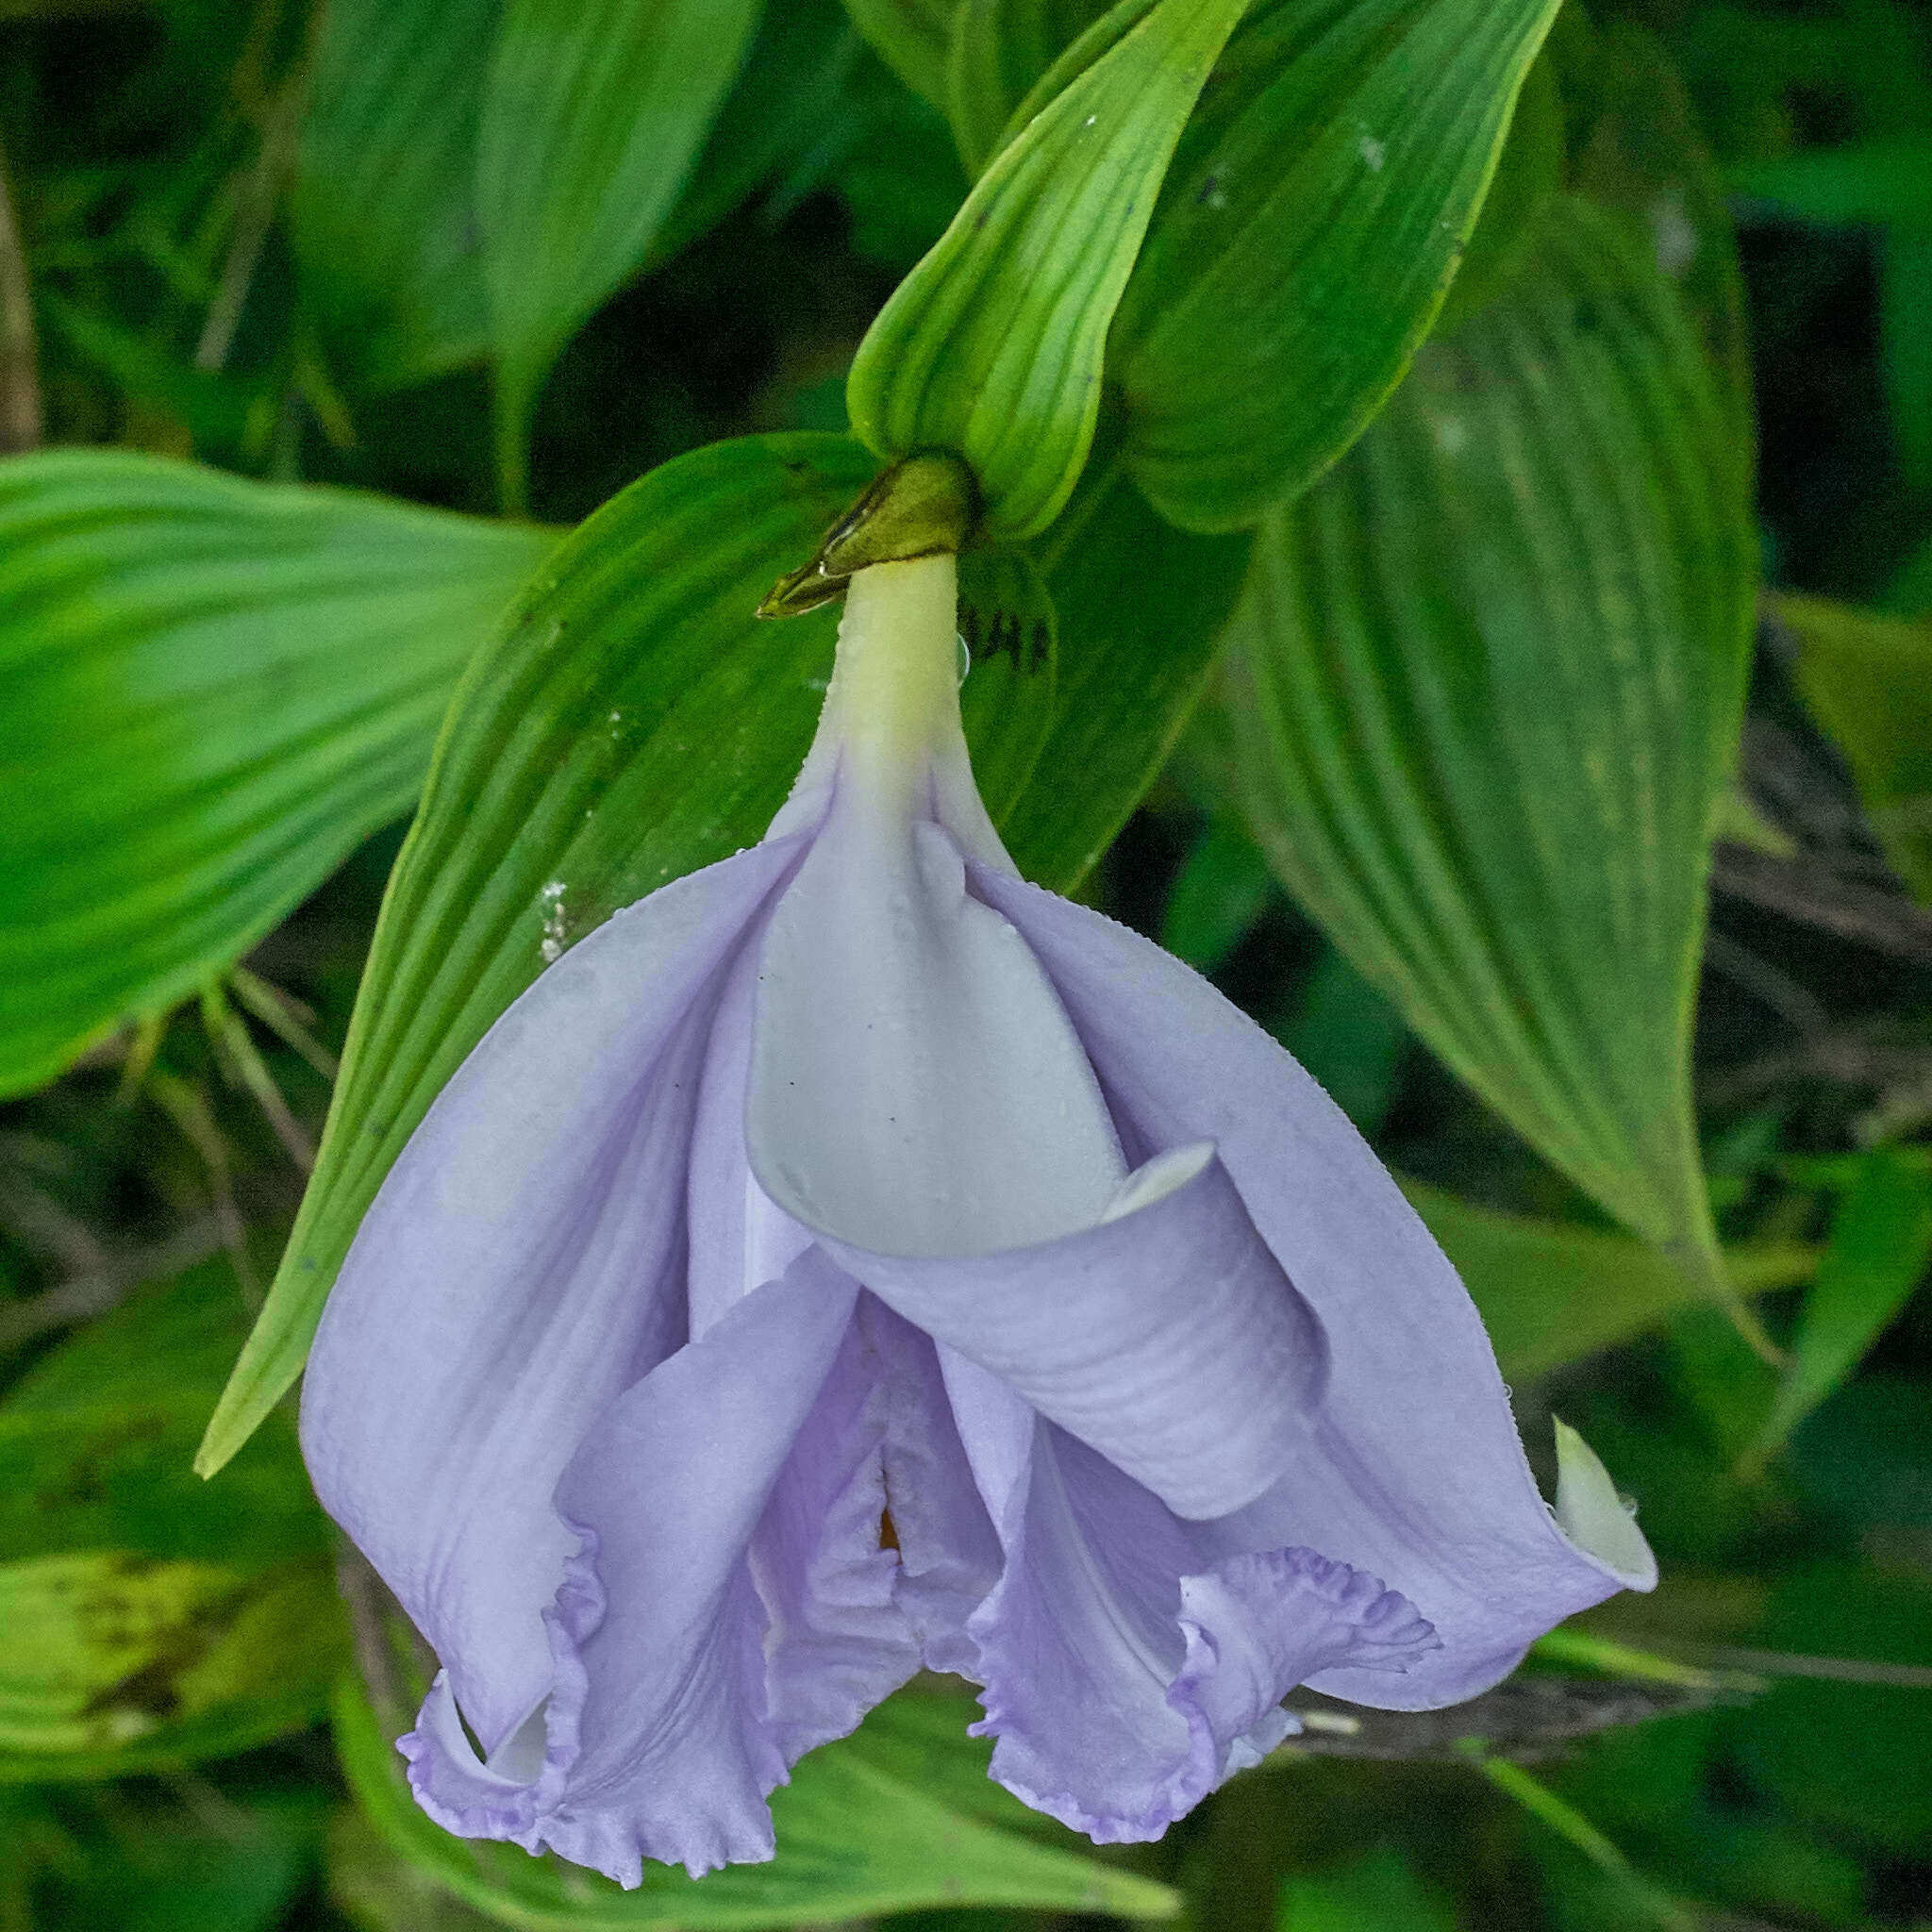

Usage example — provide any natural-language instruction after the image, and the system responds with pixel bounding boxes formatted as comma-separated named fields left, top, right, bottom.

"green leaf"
left=337, top=1678, right=1179, bottom=1923
left=28, top=1785, right=327, bottom=1932
left=1881, top=226, right=1932, bottom=491
left=1727, top=1559, right=1932, bottom=1856
left=957, top=545, right=1058, bottom=819
left=0, top=1554, right=342, bottom=1782
left=1110, top=0, right=1560, bottom=532
left=1274, top=948, right=1407, bottom=1139
left=1431, top=38, right=1562, bottom=332
left=1564, top=19, right=1755, bottom=466
left=1747, top=1147, right=1932, bottom=1465
left=0, top=1260, right=342, bottom=1778
left=840, top=0, right=961, bottom=106
left=0, top=450, right=554, bottom=1098
left=1159, top=818, right=1276, bottom=974
left=943, top=0, right=1111, bottom=175
left=293, top=0, right=496, bottom=391
left=847, top=0, right=1248, bottom=539
left=1213, top=198, right=1757, bottom=1294
left=1777, top=590, right=1932, bottom=903
left=651, top=0, right=865, bottom=268
left=1002, top=449, right=1253, bottom=886
left=0, top=1262, right=327, bottom=1570
left=1404, top=1182, right=1818, bottom=1385
left=1275, top=1850, right=1457, bottom=1932
left=1731, top=138, right=1932, bottom=228
left=477, top=0, right=763, bottom=508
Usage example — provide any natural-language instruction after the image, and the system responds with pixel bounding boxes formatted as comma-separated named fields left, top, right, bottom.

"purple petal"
left=405, top=1249, right=861, bottom=1884
left=683, top=929, right=815, bottom=1337
left=941, top=1355, right=1433, bottom=1840
left=748, top=811, right=1125, bottom=1258
left=866, top=1299, right=1003, bottom=1674
left=819, top=1145, right=1325, bottom=1521
left=972, top=869, right=1654, bottom=1707
left=301, top=840, right=801, bottom=1751
left=1171, top=1549, right=1439, bottom=1786
left=753, top=1297, right=923, bottom=1763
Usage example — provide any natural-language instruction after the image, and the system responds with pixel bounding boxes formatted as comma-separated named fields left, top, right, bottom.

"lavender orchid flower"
left=299, top=547, right=1655, bottom=1887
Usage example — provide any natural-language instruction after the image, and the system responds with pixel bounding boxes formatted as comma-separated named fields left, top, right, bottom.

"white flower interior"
left=747, top=556, right=1125, bottom=1258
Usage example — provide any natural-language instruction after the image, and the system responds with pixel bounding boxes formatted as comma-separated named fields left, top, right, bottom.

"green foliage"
left=846, top=0, right=1248, bottom=538
left=1211, top=197, right=1756, bottom=1295
left=1111, top=0, right=1560, bottom=531
left=337, top=1680, right=1179, bottom=1924
left=1749, top=1146, right=1932, bottom=1463
left=841, top=0, right=964, bottom=106
left=476, top=0, right=763, bottom=508
left=0, top=1263, right=340, bottom=1779
left=292, top=0, right=497, bottom=392
left=1407, top=1183, right=1817, bottom=1385
left=0, top=450, right=555, bottom=1098
left=1779, top=591, right=1932, bottom=903
left=944, top=0, right=1113, bottom=175
left=1274, top=1850, right=1457, bottom=1932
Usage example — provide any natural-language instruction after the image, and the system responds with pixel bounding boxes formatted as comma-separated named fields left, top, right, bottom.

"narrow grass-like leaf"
left=841, top=0, right=962, bottom=106
left=337, top=1679, right=1178, bottom=1923
left=1216, top=198, right=1757, bottom=1294
left=0, top=1261, right=341, bottom=1779
left=1406, top=1182, right=1818, bottom=1386
left=1777, top=591, right=1932, bottom=904
left=1747, top=1149, right=1932, bottom=1466
left=293, top=0, right=496, bottom=391
left=477, top=0, right=762, bottom=508
left=1159, top=819, right=1276, bottom=974
left=1111, top=0, right=1559, bottom=532
left=847, top=0, right=1248, bottom=540
left=0, top=450, right=554, bottom=1098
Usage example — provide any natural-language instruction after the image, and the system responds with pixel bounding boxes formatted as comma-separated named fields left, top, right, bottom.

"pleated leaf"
left=1215, top=197, right=1756, bottom=1284
left=0, top=450, right=555, bottom=1098
left=846, top=0, right=1248, bottom=540
left=477, top=0, right=762, bottom=508
left=338, top=1681, right=1178, bottom=1924
left=1747, top=1149, right=1932, bottom=1465
left=944, top=0, right=1112, bottom=175
left=0, top=1261, right=341, bottom=1780
left=293, top=0, right=496, bottom=391
left=841, top=0, right=962, bottom=106
left=200, top=431, right=1249, bottom=1471
left=1110, top=0, right=1560, bottom=532
left=1005, top=451, right=1252, bottom=884
left=1777, top=591, right=1932, bottom=904
left=1407, top=1182, right=1818, bottom=1386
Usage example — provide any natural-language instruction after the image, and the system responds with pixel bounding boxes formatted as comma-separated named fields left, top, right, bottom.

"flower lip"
left=799, top=1143, right=1329, bottom=1524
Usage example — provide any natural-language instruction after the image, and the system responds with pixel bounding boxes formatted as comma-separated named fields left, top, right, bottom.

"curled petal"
left=822, top=1144, right=1325, bottom=1522
left=301, top=840, right=801, bottom=1751
left=973, top=869, right=1655, bottom=1707
left=754, top=1301, right=923, bottom=1764
left=404, top=1249, right=860, bottom=1884
left=942, top=1358, right=1432, bottom=1840
left=1171, top=1549, right=1439, bottom=1790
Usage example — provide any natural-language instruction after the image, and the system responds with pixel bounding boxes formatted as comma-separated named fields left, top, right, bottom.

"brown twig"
left=0, top=133, right=42, bottom=452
